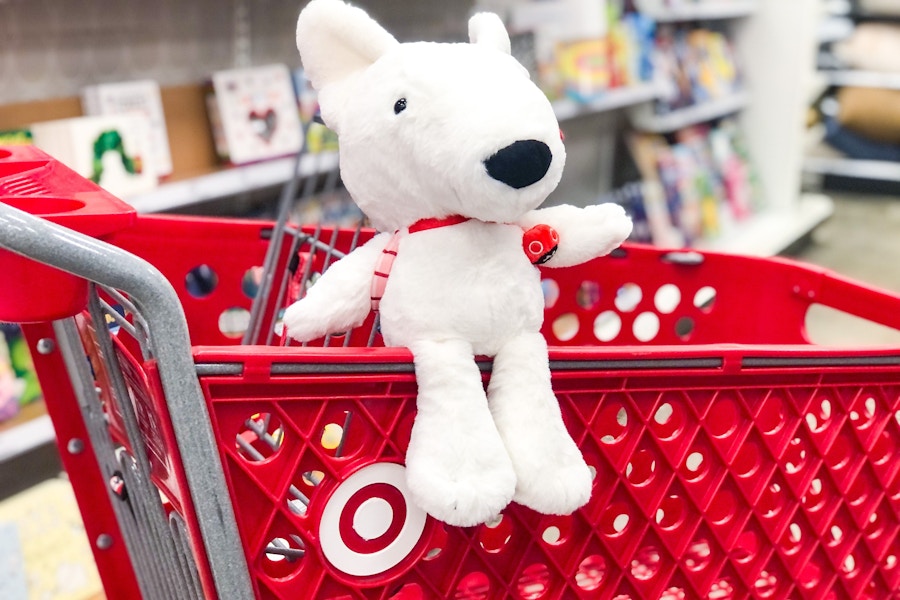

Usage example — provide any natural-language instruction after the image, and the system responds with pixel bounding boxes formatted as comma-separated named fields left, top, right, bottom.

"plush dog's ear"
left=296, top=0, right=399, bottom=91
left=468, top=12, right=511, bottom=55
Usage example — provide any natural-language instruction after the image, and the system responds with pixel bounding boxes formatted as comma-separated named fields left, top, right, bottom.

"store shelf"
left=819, top=70, right=900, bottom=90
left=696, top=193, right=834, bottom=256
left=629, top=90, right=750, bottom=133
left=128, top=151, right=340, bottom=213
left=804, top=156, right=900, bottom=181
left=636, top=0, right=758, bottom=22
left=0, top=413, right=54, bottom=464
left=552, top=82, right=662, bottom=121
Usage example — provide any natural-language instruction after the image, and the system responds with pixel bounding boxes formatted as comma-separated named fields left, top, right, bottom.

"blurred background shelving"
left=804, top=0, right=900, bottom=192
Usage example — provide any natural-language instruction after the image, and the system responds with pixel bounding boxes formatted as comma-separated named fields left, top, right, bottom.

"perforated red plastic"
left=0, top=145, right=135, bottom=322
left=107, top=216, right=900, bottom=599
left=192, top=345, right=900, bottom=600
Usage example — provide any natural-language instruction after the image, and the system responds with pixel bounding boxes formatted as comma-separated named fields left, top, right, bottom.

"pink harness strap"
left=370, top=215, right=469, bottom=312
left=369, top=215, right=559, bottom=312
left=370, top=233, right=401, bottom=312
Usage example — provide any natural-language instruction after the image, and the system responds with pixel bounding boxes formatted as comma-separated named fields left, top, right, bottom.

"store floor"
left=788, top=191, right=900, bottom=346
left=2, top=190, right=899, bottom=600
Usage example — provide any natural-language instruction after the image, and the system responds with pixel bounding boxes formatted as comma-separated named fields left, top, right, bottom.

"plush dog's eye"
left=393, top=98, right=407, bottom=114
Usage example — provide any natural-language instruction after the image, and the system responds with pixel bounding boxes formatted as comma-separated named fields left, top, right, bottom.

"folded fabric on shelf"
left=833, top=23, right=900, bottom=72
left=824, top=115, right=900, bottom=162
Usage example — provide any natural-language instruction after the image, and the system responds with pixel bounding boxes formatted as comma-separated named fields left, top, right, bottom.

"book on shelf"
left=206, top=64, right=304, bottom=165
left=499, top=0, right=655, bottom=103
left=29, top=114, right=159, bottom=199
left=623, top=118, right=760, bottom=247
left=653, top=24, right=742, bottom=115
left=81, top=79, right=173, bottom=177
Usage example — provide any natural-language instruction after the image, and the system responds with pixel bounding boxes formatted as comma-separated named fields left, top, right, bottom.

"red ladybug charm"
left=523, top=224, right=559, bottom=264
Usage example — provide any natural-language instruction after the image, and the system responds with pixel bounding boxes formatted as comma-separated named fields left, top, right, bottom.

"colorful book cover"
left=556, top=38, right=611, bottom=102
left=625, top=132, right=685, bottom=247
left=208, top=64, right=304, bottom=165
left=81, top=79, right=173, bottom=177
left=30, top=114, right=157, bottom=199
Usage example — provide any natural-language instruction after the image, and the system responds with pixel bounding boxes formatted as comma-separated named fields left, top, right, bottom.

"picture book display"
left=624, top=118, right=760, bottom=247
left=653, top=24, right=742, bottom=114
left=207, top=64, right=304, bottom=165
left=81, top=79, right=173, bottom=177
left=30, top=114, right=158, bottom=199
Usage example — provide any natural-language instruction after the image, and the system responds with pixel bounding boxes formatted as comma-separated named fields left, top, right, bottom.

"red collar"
left=407, top=214, right=470, bottom=233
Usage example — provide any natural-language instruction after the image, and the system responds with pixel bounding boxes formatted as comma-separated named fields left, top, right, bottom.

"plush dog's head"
left=297, top=0, right=565, bottom=232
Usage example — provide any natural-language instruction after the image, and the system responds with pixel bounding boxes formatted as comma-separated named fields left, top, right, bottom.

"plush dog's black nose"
left=483, top=140, right=552, bottom=189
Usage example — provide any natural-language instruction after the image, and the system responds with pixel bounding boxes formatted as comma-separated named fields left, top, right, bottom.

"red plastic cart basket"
left=4, top=145, right=900, bottom=600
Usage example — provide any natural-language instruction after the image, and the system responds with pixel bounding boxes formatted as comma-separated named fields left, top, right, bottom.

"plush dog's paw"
left=405, top=416, right=517, bottom=527
left=407, top=457, right=516, bottom=527
left=584, top=202, right=633, bottom=250
left=499, top=416, right=593, bottom=516
left=281, top=300, right=324, bottom=342
left=511, top=447, right=593, bottom=516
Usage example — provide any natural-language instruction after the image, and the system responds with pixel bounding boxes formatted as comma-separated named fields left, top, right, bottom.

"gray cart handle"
left=0, top=201, right=254, bottom=600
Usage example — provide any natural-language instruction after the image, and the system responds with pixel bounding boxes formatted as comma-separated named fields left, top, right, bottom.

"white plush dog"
left=287, top=0, right=633, bottom=527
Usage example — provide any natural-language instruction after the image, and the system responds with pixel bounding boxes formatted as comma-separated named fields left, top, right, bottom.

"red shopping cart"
left=4, top=144, right=900, bottom=600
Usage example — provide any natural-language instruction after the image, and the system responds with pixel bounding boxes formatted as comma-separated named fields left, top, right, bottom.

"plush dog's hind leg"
left=405, top=339, right=517, bottom=527
left=488, top=332, right=593, bottom=515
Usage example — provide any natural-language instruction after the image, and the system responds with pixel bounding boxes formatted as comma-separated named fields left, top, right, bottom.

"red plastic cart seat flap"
left=0, top=145, right=136, bottom=322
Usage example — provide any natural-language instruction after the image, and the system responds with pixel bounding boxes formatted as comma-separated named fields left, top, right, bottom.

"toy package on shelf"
left=503, top=0, right=655, bottom=103
left=553, top=10, right=656, bottom=102
left=81, top=79, right=173, bottom=178
left=206, top=64, right=304, bottom=165
left=29, top=114, right=158, bottom=199
left=653, top=23, right=742, bottom=114
left=624, top=118, right=759, bottom=247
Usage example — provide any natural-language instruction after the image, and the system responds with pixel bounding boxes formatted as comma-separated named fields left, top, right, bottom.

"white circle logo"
left=319, top=463, right=428, bottom=577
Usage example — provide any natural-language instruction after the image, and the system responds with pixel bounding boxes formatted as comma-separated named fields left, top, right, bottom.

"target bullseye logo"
left=320, top=463, right=427, bottom=577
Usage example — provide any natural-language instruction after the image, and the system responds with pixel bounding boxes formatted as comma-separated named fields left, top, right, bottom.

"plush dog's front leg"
left=283, top=232, right=390, bottom=342
left=519, top=203, right=632, bottom=268
left=488, top=332, right=593, bottom=515
left=406, top=339, right=517, bottom=527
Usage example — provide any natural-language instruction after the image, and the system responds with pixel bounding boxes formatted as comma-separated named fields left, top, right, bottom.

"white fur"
left=291, top=0, right=632, bottom=526
left=469, top=12, right=512, bottom=55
